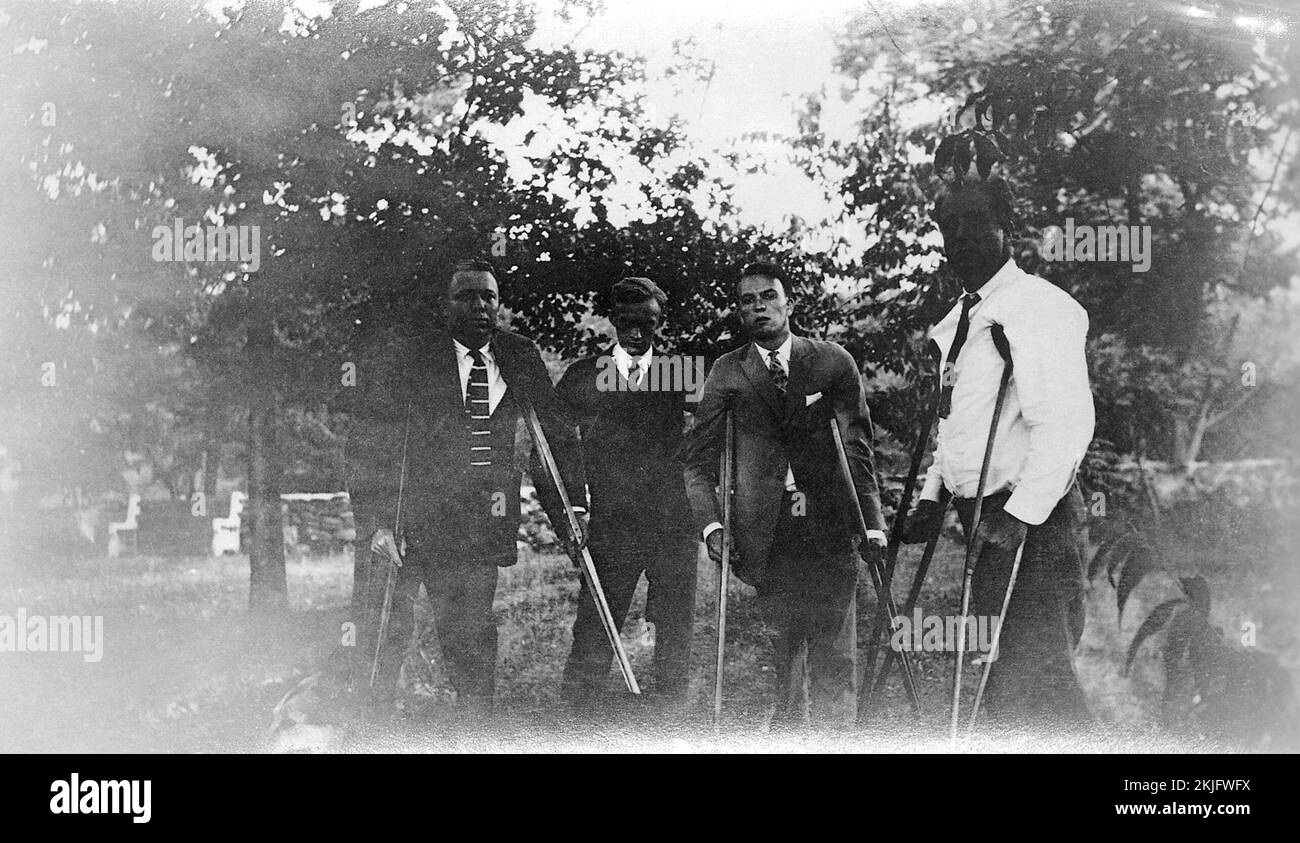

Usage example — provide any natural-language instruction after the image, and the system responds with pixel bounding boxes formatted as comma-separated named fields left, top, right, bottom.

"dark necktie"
left=466, top=348, right=492, bottom=468
left=938, top=292, right=980, bottom=419
left=627, top=358, right=642, bottom=389
left=767, top=349, right=787, bottom=395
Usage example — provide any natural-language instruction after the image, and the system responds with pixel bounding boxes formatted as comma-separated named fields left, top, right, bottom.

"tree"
left=780, top=0, right=1299, bottom=468
left=1, top=0, right=778, bottom=604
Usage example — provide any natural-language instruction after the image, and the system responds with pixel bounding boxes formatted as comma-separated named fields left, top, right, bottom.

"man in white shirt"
left=903, top=174, right=1094, bottom=727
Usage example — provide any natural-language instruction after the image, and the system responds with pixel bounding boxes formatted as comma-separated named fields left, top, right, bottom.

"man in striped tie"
left=346, top=259, right=587, bottom=713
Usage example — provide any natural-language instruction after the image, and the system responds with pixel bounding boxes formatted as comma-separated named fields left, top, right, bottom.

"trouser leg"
left=560, top=543, right=642, bottom=703
left=959, top=489, right=1089, bottom=728
left=759, top=508, right=814, bottom=730
left=805, top=562, right=858, bottom=728
left=427, top=558, right=500, bottom=708
left=761, top=494, right=861, bottom=730
left=645, top=535, right=698, bottom=700
left=759, top=584, right=810, bottom=730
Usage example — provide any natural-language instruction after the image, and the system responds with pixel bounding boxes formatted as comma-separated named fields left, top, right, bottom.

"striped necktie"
left=767, top=349, right=787, bottom=395
left=466, top=348, right=492, bottom=468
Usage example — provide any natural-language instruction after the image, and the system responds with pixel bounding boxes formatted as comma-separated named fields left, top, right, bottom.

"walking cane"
left=860, top=340, right=942, bottom=709
left=863, top=490, right=951, bottom=715
left=950, top=323, right=1013, bottom=743
left=351, top=548, right=376, bottom=692
left=368, top=399, right=412, bottom=689
left=714, top=408, right=735, bottom=729
left=828, top=414, right=921, bottom=713
left=967, top=538, right=1025, bottom=732
left=522, top=402, right=640, bottom=695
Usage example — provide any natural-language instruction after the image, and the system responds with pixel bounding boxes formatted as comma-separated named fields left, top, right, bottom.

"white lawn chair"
left=212, top=491, right=247, bottom=556
left=107, top=493, right=141, bottom=558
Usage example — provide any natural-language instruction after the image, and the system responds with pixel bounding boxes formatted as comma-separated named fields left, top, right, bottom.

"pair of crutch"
left=860, top=324, right=1024, bottom=740
left=710, top=396, right=926, bottom=727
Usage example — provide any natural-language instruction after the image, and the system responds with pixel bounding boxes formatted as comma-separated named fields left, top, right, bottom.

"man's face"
left=446, top=270, right=499, bottom=347
left=612, top=298, right=661, bottom=357
left=737, top=274, right=790, bottom=344
left=935, top=184, right=1007, bottom=290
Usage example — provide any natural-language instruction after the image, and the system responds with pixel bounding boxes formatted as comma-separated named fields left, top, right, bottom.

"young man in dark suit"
left=556, top=277, right=698, bottom=709
left=682, top=262, right=887, bottom=729
left=345, top=259, right=587, bottom=712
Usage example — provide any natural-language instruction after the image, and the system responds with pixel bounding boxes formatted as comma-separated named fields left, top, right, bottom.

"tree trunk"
left=203, top=420, right=220, bottom=502
left=1171, top=415, right=1190, bottom=466
left=202, top=407, right=222, bottom=524
left=246, top=322, right=288, bottom=613
left=1183, top=408, right=1210, bottom=474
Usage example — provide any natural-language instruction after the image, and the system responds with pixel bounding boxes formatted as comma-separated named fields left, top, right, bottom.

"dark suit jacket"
left=342, top=328, right=585, bottom=567
left=681, top=334, right=885, bottom=588
left=555, top=351, right=692, bottom=551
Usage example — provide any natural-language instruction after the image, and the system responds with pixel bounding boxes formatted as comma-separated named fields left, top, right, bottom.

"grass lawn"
left=1, top=518, right=1295, bottom=752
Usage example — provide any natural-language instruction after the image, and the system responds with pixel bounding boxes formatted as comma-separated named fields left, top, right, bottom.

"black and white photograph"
left=1, top=0, right=1298, bottom=779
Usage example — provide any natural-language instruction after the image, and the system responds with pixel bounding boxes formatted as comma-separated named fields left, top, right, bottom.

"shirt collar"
left=612, top=342, right=654, bottom=370
left=752, top=333, right=794, bottom=368
left=452, top=337, right=493, bottom=362
left=933, top=258, right=1021, bottom=337
left=966, top=257, right=1020, bottom=304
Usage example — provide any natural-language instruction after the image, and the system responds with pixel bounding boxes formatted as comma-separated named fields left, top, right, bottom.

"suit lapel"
left=740, top=343, right=784, bottom=423
left=487, top=332, right=514, bottom=417
left=427, top=334, right=461, bottom=410
left=399, top=333, right=460, bottom=434
left=784, top=335, right=812, bottom=422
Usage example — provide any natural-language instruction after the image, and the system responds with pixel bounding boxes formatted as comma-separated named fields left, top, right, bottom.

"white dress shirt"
left=612, top=342, right=653, bottom=385
left=453, top=338, right=507, bottom=416
left=453, top=336, right=585, bottom=514
left=761, top=336, right=798, bottom=493
left=703, top=334, right=884, bottom=544
left=919, top=258, right=1094, bottom=525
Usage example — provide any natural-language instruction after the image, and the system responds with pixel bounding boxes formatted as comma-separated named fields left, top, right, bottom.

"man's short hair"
left=736, top=261, right=789, bottom=298
left=448, top=258, right=499, bottom=292
left=610, top=276, right=668, bottom=310
left=933, top=174, right=1018, bottom=237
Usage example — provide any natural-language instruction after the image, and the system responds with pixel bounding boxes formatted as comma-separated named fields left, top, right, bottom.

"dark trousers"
left=561, top=531, right=698, bottom=702
left=372, top=549, right=500, bottom=708
left=757, top=494, right=859, bottom=729
left=954, top=486, right=1090, bottom=728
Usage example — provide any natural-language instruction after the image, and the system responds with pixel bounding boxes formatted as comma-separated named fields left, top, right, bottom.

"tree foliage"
left=786, top=0, right=1299, bottom=464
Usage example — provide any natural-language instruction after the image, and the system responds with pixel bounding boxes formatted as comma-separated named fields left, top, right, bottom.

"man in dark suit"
left=345, top=259, right=586, bottom=711
left=556, top=277, right=698, bottom=708
left=682, top=262, right=887, bottom=729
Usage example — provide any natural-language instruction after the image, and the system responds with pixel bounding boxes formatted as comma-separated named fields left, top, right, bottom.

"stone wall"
left=285, top=484, right=558, bottom=559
